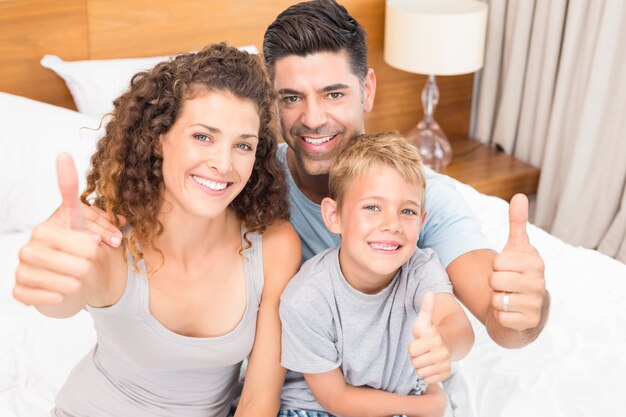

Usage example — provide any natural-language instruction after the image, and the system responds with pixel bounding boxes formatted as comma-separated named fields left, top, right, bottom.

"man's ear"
left=363, top=68, right=377, bottom=114
left=321, top=197, right=342, bottom=234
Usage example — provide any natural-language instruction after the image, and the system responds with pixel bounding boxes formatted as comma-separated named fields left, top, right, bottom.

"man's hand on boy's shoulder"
left=66, top=202, right=125, bottom=248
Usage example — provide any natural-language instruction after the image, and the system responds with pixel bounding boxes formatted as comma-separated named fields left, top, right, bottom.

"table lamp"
left=384, top=0, right=488, bottom=170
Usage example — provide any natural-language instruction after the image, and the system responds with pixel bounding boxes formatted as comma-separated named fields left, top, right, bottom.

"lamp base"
left=405, top=119, right=453, bottom=171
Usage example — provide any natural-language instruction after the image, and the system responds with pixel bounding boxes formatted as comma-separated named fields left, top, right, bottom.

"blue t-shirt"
left=277, top=143, right=491, bottom=267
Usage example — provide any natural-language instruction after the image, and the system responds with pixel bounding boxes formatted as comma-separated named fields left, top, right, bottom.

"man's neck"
left=287, top=148, right=330, bottom=205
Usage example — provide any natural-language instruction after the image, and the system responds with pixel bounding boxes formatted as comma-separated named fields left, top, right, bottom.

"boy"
left=279, top=132, right=474, bottom=417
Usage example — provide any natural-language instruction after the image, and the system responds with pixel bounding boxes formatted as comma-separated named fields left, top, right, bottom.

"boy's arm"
left=304, top=369, right=447, bottom=417
left=409, top=292, right=474, bottom=383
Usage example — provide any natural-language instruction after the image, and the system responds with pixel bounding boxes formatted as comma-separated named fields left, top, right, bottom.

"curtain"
left=474, top=0, right=626, bottom=262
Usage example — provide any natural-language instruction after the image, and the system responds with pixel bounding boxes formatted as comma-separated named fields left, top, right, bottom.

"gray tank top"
left=53, top=229, right=264, bottom=417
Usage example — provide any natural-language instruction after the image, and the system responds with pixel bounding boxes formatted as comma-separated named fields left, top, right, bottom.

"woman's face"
left=160, top=90, right=260, bottom=220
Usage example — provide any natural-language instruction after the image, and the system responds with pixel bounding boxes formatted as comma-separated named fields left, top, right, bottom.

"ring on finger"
left=502, top=292, right=511, bottom=312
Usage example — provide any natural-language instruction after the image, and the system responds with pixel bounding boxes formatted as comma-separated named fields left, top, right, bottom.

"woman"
left=13, top=43, right=301, bottom=417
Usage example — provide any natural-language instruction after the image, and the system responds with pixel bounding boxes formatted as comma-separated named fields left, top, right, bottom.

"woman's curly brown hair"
left=80, top=43, right=289, bottom=269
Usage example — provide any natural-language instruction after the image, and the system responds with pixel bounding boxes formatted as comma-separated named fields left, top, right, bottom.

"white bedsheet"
left=1, top=181, right=625, bottom=417
left=455, top=183, right=626, bottom=417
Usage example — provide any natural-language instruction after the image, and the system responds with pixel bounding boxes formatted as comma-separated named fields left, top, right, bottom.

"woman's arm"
left=13, top=154, right=110, bottom=318
left=234, top=220, right=301, bottom=417
left=304, top=368, right=447, bottom=417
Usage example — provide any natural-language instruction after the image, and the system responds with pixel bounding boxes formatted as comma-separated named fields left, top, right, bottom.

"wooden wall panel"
left=87, top=0, right=471, bottom=137
left=87, top=0, right=297, bottom=58
left=0, top=0, right=89, bottom=109
left=0, top=0, right=472, bottom=137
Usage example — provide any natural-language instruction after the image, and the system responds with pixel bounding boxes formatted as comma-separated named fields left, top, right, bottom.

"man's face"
left=273, top=51, right=375, bottom=177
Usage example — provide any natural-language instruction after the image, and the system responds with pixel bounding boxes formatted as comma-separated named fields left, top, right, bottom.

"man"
left=262, top=3, right=548, bottom=414
left=262, top=0, right=549, bottom=349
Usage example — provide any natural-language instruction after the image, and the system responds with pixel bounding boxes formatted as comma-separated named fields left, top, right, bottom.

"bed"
left=1, top=1, right=625, bottom=417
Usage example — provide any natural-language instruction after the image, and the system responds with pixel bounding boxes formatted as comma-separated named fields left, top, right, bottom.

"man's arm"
left=305, top=368, right=447, bottom=417
left=446, top=194, right=549, bottom=348
left=73, top=202, right=124, bottom=248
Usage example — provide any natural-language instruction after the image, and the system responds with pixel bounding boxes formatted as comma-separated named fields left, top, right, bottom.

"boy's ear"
left=321, top=197, right=342, bottom=234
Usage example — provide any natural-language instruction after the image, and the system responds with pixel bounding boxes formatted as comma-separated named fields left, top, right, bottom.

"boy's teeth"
left=303, top=136, right=333, bottom=145
left=370, top=242, right=400, bottom=251
left=192, top=175, right=228, bottom=191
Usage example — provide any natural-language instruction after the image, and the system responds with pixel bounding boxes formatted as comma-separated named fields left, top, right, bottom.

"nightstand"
left=439, top=137, right=540, bottom=202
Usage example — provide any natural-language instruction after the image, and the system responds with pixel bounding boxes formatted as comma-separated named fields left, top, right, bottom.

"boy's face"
left=324, top=164, right=426, bottom=294
left=272, top=51, right=375, bottom=177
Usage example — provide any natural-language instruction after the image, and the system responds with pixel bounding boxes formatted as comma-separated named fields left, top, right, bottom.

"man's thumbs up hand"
left=490, top=194, right=546, bottom=332
left=504, top=194, right=531, bottom=251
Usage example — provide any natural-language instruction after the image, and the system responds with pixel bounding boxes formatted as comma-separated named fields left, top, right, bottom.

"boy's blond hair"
left=329, top=131, right=427, bottom=209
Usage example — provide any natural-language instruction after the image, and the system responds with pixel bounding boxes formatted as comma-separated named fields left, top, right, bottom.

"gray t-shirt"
left=279, top=247, right=452, bottom=412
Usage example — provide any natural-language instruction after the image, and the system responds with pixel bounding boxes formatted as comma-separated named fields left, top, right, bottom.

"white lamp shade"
left=384, top=0, right=488, bottom=75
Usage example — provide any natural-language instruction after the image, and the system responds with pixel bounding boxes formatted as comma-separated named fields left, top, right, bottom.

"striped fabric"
left=278, top=410, right=408, bottom=417
left=278, top=410, right=334, bottom=417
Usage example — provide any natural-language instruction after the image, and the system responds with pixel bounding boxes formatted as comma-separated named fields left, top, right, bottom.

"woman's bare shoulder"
left=261, top=220, right=301, bottom=290
left=88, top=242, right=128, bottom=307
left=262, top=220, right=299, bottom=249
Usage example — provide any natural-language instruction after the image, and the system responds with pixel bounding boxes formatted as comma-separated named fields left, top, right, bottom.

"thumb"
left=56, top=153, right=85, bottom=231
left=413, top=292, right=434, bottom=338
left=504, top=193, right=530, bottom=250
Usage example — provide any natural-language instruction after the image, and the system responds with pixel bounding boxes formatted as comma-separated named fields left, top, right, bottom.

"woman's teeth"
left=192, top=175, right=228, bottom=191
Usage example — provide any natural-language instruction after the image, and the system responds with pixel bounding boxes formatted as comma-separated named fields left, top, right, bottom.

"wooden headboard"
left=0, top=0, right=472, bottom=137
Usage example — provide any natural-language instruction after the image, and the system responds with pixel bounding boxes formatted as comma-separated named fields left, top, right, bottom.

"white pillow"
left=0, top=92, right=102, bottom=232
left=41, top=45, right=259, bottom=117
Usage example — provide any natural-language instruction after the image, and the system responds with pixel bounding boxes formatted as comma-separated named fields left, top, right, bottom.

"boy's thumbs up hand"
left=408, top=292, right=451, bottom=384
left=490, top=194, right=546, bottom=332
left=412, top=291, right=434, bottom=337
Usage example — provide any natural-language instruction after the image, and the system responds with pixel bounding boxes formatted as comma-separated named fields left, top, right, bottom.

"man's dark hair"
left=263, top=0, right=368, bottom=81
